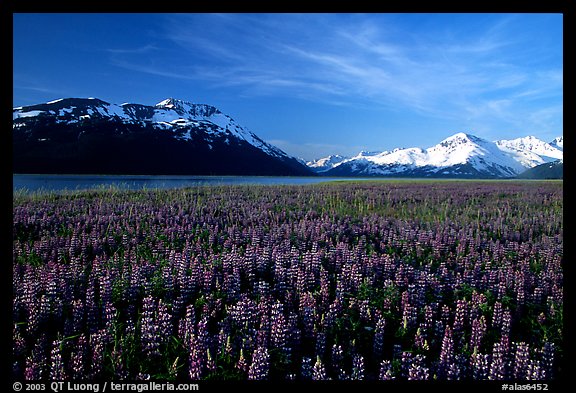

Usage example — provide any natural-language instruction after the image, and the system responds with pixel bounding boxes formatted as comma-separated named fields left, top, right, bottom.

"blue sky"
left=13, top=13, right=563, bottom=160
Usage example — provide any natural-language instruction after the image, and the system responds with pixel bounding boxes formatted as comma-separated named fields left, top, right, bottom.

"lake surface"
left=13, top=174, right=371, bottom=192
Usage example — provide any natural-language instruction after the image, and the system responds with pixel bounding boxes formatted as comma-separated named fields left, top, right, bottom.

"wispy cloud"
left=107, top=13, right=561, bottom=135
left=13, top=76, right=78, bottom=104
left=108, top=57, right=200, bottom=81
left=105, top=44, right=160, bottom=54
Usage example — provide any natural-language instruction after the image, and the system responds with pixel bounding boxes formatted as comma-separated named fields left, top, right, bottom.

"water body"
left=13, top=174, right=373, bottom=193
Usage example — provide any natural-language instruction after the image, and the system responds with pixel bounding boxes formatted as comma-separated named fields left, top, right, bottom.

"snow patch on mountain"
left=13, top=110, right=44, bottom=120
left=306, top=154, right=348, bottom=172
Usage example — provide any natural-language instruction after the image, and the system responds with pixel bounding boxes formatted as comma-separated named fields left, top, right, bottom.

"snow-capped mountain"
left=311, top=132, right=563, bottom=179
left=306, top=154, right=348, bottom=172
left=13, top=97, right=312, bottom=176
left=495, top=135, right=563, bottom=168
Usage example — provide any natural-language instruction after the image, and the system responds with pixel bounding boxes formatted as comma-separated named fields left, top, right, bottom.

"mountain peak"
left=435, top=133, right=486, bottom=151
left=156, top=98, right=178, bottom=108
left=550, top=136, right=563, bottom=150
left=154, top=98, right=221, bottom=118
left=155, top=97, right=192, bottom=111
left=442, top=132, right=482, bottom=144
left=155, top=97, right=196, bottom=107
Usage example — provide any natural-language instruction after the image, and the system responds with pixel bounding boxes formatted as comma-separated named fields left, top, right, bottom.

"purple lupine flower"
left=299, top=291, right=316, bottom=339
left=454, top=353, right=470, bottom=380
left=162, top=265, right=175, bottom=302
left=102, top=301, right=116, bottom=333
left=470, top=315, right=487, bottom=352
left=220, top=330, right=234, bottom=359
left=85, top=278, right=99, bottom=334
left=489, top=341, right=507, bottom=380
left=434, top=319, right=445, bottom=342
left=513, top=342, right=531, bottom=380
left=115, top=342, right=131, bottom=380
left=270, top=301, right=287, bottom=352
left=13, top=330, right=25, bottom=377
left=178, top=304, right=196, bottom=345
left=37, top=294, right=51, bottom=331
left=540, top=342, right=555, bottom=379
left=532, top=286, right=544, bottom=304
left=527, top=359, right=544, bottom=381
left=379, top=360, right=395, bottom=380
left=441, top=303, right=451, bottom=326
left=359, top=299, right=371, bottom=323
left=422, top=304, right=434, bottom=335
left=492, top=301, right=503, bottom=330
left=272, top=258, right=287, bottom=297
left=501, top=308, right=512, bottom=337
left=438, top=325, right=454, bottom=379
left=229, top=295, right=259, bottom=330
left=99, top=271, right=113, bottom=306
left=29, top=333, right=49, bottom=380
left=325, top=298, right=342, bottom=332
left=408, top=354, right=429, bottom=380
left=300, top=356, right=313, bottom=380
left=453, top=299, right=467, bottom=344
left=206, top=348, right=217, bottom=373
left=496, top=280, right=507, bottom=301
left=248, top=347, right=270, bottom=380
left=70, top=335, right=87, bottom=379
left=471, top=352, right=490, bottom=380
left=89, top=330, right=105, bottom=379
left=49, top=339, right=66, bottom=380
left=25, top=354, right=40, bottom=381
left=72, top=299, right=85, bottom=334
left=469, top=292, right=487, bottom=322
left=157, top=300, right=173, bottom=344
left=373, top=316, right=386, bottom=359
left=550, top=284, right=562, bottom=307
left=315, top=331, right=327, bottom=359
left=188, top=334, right=203, bottom=380
left=256, top=279, right=271, bottom=299
left=140, top=295, right=160, bottom=358
left=236, top=348, right=249, bottom=374
left=312, top=356, right=328, bottom=380
left=400, top=290, right=410, bottom=317
left=400, top=351, right=413, bottom=379
left=402, top=303, right=418, bottom=330
left=194, top=316, right=209, bottom=365
left=414, top=327, right=429, bottom=351
left=331, top=344, right=346, bottom=380
left=319, top=267, right=331, bottom=308
left=256, top=311, right=271, bottom=348
left=351, top=354, right=365, bottom=380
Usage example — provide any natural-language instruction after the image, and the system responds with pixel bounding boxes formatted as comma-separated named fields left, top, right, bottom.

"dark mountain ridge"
left=13, top=98, right=313, bottom=176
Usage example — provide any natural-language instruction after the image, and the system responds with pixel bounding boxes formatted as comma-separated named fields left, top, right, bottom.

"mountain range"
left=13, top=97, right=563, bottom=179
left=307, top=133, right=563, bottom=179
left=13, top=97, right=312, bottom=176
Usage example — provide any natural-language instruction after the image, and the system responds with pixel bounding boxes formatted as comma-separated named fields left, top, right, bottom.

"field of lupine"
left=13, top=181, right=563, bottom=381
